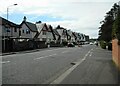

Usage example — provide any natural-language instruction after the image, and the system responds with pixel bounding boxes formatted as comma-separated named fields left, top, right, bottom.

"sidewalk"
left=1, top=47, right=60, bottom=56
left=58, top=47, right=119, bottom=84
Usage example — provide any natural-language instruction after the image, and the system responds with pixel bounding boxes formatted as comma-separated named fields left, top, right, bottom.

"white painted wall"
left=0, top=25, right=2, bottom=36
left=20, top=23, right=36, bottom=38
left=1, top=25, right=19, bottom=38
left=57, top=29, right=67, bottom=42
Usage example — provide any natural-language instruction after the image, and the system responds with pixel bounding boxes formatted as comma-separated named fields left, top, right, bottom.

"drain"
left=70, top=62, right=76, bottom=65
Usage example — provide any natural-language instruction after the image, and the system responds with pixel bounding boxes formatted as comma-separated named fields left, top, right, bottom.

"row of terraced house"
left=0, top=16, right=89, bottom=52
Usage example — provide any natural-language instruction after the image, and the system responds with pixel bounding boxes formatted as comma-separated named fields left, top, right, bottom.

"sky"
left=0, top=0, right=120, bottom=38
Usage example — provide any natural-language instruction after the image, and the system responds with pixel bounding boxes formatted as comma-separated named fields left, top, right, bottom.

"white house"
left=53, top=29, right=61, bottom=43
left=46, top=25, right=55, bottom=43
left=71, top=32, right=76, bottom=43
left=55, top=25, right=67, bottom=44
left=20, top=16, right=38, bottom=40
left=36, top=22, right=55, bottom=44
left=67, top=30, right=76, bottom=43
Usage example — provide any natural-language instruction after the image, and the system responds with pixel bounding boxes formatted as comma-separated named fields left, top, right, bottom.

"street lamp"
left=7, top=4, right=17, bottom=20
left=3, top=4, right=17, bottom=52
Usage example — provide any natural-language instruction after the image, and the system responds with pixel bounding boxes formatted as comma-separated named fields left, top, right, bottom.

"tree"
left=112, top=7, right=120, bottom=41
left=98, top=3, right=119, bottom=43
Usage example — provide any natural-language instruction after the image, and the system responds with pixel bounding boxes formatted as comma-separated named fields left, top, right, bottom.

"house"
left=0, top=16, right=20, bottom=52
left=0, top=16, right=20, bottom=39
left=53, top=29, right=61, bottom=43
left=78, top=33, right=86, bottom=44
left=46, top=25, right=55, bottom=43
left=73, top=32, right=80, bottom=43
left=71, top=32, right=77, bottom=43
left=72, top=32, right=78, bottom=43
left=20, top=16, right=38, bottom=40
left=55, top=25, right=68, bottom=44
left=66, top=30, right=72, bottom=43
left=36, top=21, right=48, bottom=42
left=36, top=22, right=55, bottom=43
left=66, top=30, right=76, bottom=43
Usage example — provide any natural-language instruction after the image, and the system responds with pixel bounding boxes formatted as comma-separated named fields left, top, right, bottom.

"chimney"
left=23, top=16, right=27, bottom=22
left=36, top=21, right=42, bottom=24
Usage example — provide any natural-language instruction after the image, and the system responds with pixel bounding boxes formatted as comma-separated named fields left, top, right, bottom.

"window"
left=6, top=28, right=10, bottom=32
left=22, top=30, right=24, bottom=33
left=14, top=27, right=17, bottom=32
left=25, top=29, right=30, bottom=34
left=43, top=31, right=46, bottom=35
left=28, top=30, right=30, bottom=34
left=42, top=38, right=46, bottom=41
left=19, top=30, right=21, bottom=36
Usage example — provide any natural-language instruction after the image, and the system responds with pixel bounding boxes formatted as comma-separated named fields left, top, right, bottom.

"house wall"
left=38, top=31, right=47, bottom=41
left=57, top=29, right=67, bottom=41
left=71, top=37, right=75, bottom=42
left=0, top=25, right=2, bottom=36
left=57, top=29, right=63, bottom=36
left=55, top=35, right=59, bottom=42
left=47, top=32, right=54, bottom=43
left=1, top=25, right=19, bottom=38
left=20, top=23, right=36, bottom=38
left=12, top=27, right=19, bottom=37
left=112, top=39, right=120, bottom=69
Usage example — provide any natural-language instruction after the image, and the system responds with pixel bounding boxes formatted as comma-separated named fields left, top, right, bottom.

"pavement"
left=52, top=46, right=120, bottom=84
left=1, top=47, right=59, bottom=56
left=2, top=45, right=120, bottom=85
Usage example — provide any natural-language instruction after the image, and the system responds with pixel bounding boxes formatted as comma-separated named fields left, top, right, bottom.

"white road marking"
left=50, top=48, right=93, bottom=84
left=2, top=61, right=10, bottom=64
left=62, top=51, right=69, bottom=53
left=34, top=54, right=57, bottom=60
left=48, top=54, right=57, bottom=57
left=91, top=48, right=93, bottom=51
left=89, top=52, right=93, bottom=57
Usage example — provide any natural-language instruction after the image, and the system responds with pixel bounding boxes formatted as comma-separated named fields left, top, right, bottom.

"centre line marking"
left=34, top=54, right=57, bottom=60
left=50, top=48, right=93, bottom=84
left=89, top=52, right=93, bottom=57
left=2, top=61, right=10, bottom=64
left=62, top=51, right=69, bottom=53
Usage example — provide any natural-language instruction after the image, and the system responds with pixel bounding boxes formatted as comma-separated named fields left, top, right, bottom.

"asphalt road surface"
left=2, top=45, right=119, bottom=84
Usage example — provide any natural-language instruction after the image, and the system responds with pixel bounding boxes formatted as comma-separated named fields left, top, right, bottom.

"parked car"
left=67, top=43, right=75, bottom=47
left=90, top=42, right=94, bottom=45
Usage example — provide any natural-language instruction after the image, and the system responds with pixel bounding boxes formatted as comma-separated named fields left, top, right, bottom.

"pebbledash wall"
left=112, top=39, right=120, bottom=69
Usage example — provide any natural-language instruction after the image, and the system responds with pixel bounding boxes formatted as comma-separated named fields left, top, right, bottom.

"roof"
left=21, top=21, right=37, bottom=32
left=67, top=30, right=73, bottom=36
left=36, top=23, right=47, bottom=32
left=56, top=25, right=65, bottom=29
left=47, top=25, right=52, bottom=31
left=0, top=16, right=20, bottom=28
left=25, top=22, right=37, bottom=32
left=53, top=29, right=60, bottom=36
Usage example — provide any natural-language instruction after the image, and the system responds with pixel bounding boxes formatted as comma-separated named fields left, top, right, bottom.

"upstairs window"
left=22, top=30, right=24, bottom=33
left=14, top=27, right=17, bottom=32
left=43, top=31, right=46, bottom=35
left=26, top=29, right=30, bottom=34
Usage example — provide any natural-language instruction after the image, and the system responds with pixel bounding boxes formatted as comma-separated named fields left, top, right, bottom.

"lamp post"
left=3, top=4, right=17, bottom=52
left=7, top=4, right=17, bottom=20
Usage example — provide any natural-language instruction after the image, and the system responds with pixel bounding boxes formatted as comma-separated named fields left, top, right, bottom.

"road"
left=2, top=45, right=119, bottom=84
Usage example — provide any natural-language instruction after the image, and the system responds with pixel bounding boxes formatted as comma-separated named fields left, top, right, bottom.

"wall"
left=20, top=24, right=33, bottom=38
left=112, top=39, right=120, bottom=69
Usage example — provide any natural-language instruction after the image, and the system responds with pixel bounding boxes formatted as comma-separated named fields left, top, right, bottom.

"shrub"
left=100, top=41, right=106, bottom=49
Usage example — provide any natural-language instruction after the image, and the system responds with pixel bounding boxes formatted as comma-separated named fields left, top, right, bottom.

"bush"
left=62, top=41, right=68, bottom=46
left=100, top=41, right=106, bottom=49
left=108, top=43, right=112, bottom=50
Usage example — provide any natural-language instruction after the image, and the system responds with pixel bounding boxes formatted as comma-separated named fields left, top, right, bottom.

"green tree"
left=98, top=3, right=119, bottom=42
left=112, top=7, right=120, bottom=41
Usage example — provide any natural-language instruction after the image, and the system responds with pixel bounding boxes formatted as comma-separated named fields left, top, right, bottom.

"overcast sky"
left=0, top=0, right=120, bottom=38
